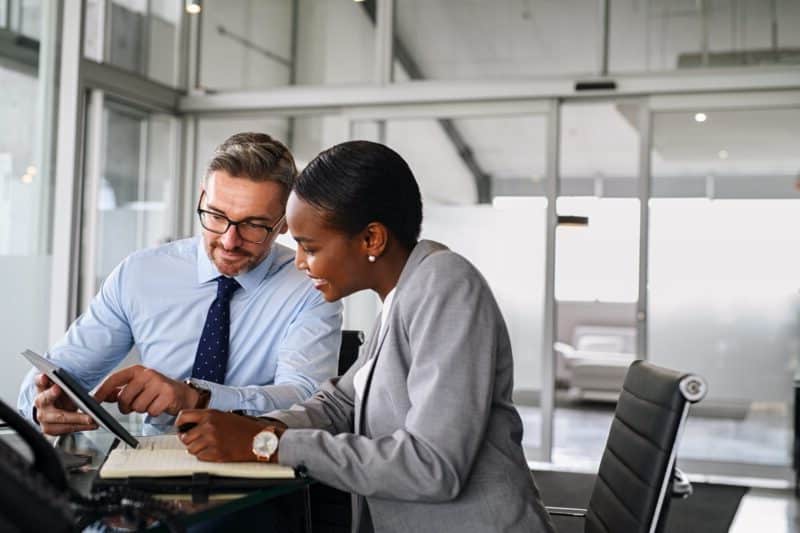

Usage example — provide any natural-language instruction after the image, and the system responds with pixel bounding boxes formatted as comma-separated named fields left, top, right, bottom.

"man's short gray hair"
left=205, top=132, right=297, bottom=195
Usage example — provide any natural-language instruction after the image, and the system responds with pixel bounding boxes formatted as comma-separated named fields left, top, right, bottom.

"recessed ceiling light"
left=718, top=149, right=729, bottom=159
left=694, top=112, right=707, bottom=123
left=185, top=0, right=201, bottom=14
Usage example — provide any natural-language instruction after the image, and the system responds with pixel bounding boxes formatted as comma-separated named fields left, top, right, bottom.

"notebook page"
left=100, top=435, right=295, bottom=479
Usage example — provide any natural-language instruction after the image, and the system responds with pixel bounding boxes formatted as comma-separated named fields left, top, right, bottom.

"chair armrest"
left=671, top=467, right=693, bottom=499
left=553, top=342, right=575, bottom=357
left=545, top=506, right=587, bottom=517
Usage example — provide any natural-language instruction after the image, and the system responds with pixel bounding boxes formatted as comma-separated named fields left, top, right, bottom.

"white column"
left=49, top=0, right=86, bottom=344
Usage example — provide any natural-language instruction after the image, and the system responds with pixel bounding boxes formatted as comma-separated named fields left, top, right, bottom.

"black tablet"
left=21, top=350, right=139, bottom=448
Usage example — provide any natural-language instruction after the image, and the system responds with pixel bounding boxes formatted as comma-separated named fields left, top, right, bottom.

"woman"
left=176, top=141, right=555, bottom=533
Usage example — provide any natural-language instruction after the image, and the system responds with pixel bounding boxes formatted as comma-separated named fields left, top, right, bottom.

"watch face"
left=253, top=430, right=279, bottom=458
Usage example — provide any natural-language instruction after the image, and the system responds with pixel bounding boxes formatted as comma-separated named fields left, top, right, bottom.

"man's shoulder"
left=270, top=242, right=296, bottom=268
left=266, top=242, right=302, bottom=282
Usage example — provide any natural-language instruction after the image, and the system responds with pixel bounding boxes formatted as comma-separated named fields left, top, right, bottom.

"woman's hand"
left=176, top=409, right=285, bottom=462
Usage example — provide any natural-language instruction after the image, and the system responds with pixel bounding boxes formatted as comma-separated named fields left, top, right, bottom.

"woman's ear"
left=362, top=222, right=389, bottom=259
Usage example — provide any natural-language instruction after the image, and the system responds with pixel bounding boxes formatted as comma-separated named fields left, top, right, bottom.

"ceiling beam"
left=360, top=0, right=492, bottom=203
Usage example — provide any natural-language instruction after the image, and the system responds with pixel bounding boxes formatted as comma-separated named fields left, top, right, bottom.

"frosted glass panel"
left=0, top=58, right=54, bottom=404
left=649, top=198, right=800, bottom=465
left=422, top=200, right=547, bottom=394
left=556, top=197, right=640, bottom=303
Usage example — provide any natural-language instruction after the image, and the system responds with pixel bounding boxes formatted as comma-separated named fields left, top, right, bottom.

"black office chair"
left=547, top=360, right=707, bottom=533
left=338, top=329, right=365, bottom=375
left=309, top=330, right=365, bottom=533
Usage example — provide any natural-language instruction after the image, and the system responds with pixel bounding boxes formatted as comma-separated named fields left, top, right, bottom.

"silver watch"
left=252, top=429, right=279, bottom=461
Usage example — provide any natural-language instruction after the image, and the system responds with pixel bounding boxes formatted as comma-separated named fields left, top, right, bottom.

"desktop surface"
left=1, top=420, right=311, bottom=532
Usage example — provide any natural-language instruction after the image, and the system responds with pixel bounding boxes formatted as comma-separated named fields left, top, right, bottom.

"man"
left=18, top=132, right=342, bottom=435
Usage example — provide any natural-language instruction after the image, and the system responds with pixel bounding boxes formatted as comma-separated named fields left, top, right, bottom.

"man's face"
left=200, top=170, right=287, bottom=277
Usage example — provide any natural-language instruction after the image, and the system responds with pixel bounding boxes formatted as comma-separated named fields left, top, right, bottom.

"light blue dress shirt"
left=18, top=237, right=342, bottom=419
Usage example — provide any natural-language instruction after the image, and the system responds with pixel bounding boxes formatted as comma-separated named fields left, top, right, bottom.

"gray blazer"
left=268, top=240, right=555, bottom=533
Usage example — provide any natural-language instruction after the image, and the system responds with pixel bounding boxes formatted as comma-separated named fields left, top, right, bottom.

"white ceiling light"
left=718, top=149, right=729, bottom=160
left=694, top=112, right=707, bottom=123
left=185, top=0, right=201, bottom=14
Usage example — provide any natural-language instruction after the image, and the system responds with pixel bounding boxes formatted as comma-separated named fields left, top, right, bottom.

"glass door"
left=647, top=91, right=800, bottom=479
left=345, top=100, right=555, bottom=461
left=552, top=99, right=646, bottom=469
left=80, top=93, right=180, bottom=311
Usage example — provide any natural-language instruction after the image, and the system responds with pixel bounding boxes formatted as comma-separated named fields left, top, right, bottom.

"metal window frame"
left=178, top=66, right=800, bottom=114
left=50, top=0, right=185, bottom=341
left=49, top=0, right=87, bottom=344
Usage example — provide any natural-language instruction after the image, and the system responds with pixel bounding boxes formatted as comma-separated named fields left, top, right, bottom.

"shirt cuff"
left=186, top=378, right=240, bottom=412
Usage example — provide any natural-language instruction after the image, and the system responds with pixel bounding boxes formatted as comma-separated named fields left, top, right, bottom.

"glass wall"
left=18, top=0, right=41, bottom=39
left=394, top=0, right=601, bottom=81
left=353, top=112, right=550, bottom=457
left=551, top=101, right=642, bottom=468
left=610, top=0, right=800, bottom=73
left=80, top=100, right=179, bottom=309
left=0, top=4, right=55, bottom=405
left=199, top=0, right=376, bottom=91
left=649, top=105, right=800, bottom=467
left=84, top=0, right=183, bottom=87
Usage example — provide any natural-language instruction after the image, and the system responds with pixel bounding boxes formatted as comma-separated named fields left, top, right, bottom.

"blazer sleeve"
left=263, top=335, right=369, bottom=434
left=277, top=253, right=501, bottom=502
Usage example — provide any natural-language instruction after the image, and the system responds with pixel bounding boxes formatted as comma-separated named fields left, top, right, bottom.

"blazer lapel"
left=353, top=305, right=396, bottom=436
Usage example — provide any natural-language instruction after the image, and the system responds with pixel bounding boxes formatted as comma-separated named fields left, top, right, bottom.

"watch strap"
left=184, top=379, right=212, bottom=409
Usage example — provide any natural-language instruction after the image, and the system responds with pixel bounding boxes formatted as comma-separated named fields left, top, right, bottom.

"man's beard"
left=207, top=241, right=258, bottom=276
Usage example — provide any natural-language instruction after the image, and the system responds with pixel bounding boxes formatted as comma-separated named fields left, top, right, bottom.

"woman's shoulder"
left=415, top=240, right=478, bottom=271
left=403, top=240, right=486, bottom=290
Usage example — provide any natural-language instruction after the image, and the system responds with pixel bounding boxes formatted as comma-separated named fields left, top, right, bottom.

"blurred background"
left=0, top=0, right=799, bottom=489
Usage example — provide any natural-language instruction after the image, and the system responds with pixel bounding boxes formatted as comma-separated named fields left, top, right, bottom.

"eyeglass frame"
left=196, top=191, right=285, bottom=244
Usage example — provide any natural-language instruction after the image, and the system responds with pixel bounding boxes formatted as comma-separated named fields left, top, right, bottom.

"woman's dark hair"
left=294, top=141, right=423, bottom=251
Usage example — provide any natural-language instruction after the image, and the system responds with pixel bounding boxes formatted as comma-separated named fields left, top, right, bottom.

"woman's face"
left=287, top=192, right=367, bottom=302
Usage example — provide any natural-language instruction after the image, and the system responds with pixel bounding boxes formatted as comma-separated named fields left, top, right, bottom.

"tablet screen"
left=21, top=350, right=139, bottom=448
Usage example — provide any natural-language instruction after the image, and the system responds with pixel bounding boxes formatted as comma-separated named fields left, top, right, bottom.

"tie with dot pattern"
left=191, top=276, right=241, bottom=384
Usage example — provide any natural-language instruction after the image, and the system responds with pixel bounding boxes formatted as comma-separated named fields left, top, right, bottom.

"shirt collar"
left=195, top=236, right=277, bottom=292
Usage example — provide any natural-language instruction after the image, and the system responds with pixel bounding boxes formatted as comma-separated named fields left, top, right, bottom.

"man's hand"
left=176, top=409, right=286, bottom=463
left=34, top=374, right=98, bottom=436
left=93, top=365, right=203, bottom=416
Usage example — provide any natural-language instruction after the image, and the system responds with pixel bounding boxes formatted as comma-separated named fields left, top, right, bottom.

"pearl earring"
left=368, top=255, right=376, bottom=263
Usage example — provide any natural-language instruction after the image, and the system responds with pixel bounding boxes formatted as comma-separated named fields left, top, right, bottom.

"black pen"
left=177, top=422, right=197, bottom=433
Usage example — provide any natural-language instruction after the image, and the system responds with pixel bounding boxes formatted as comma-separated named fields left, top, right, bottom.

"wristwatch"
left=183, top=379, right=212, bottom=409
left=252, top=428, right=280, bottom=462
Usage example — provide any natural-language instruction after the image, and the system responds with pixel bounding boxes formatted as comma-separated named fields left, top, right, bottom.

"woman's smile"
left=307, top=274, right=328, bottom=289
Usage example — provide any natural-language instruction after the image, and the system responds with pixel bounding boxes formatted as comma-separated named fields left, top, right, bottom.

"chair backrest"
left=338, top=330, right=365, bottom=375
left=586, top=360, right=706, bottom=533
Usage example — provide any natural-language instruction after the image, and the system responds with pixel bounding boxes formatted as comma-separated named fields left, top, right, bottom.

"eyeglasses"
left=196, top=191, right=284, bottom=244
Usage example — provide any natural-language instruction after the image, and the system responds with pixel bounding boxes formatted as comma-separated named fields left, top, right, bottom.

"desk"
left=5, top=423, right=311, bottom=532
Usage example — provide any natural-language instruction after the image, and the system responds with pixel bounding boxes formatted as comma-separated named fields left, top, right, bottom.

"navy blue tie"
left=192, top=276, right=241, bottom=384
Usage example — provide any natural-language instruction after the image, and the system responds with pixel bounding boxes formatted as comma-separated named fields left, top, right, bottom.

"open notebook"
left=99, top=434, right=295, bottom=479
